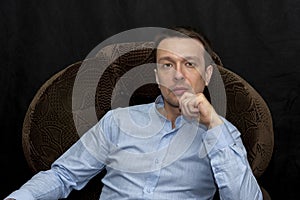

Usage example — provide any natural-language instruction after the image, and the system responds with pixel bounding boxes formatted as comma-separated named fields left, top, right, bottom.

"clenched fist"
left=179, top=92, right=223, bottom=129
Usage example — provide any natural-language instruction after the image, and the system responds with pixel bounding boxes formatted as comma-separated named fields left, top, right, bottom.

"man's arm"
left=204, top=119, right=263, bottom=200
left=5, top=122, right=107, bottom=200
left=179, top=92, right=262, bottom=199
left=203, top=120, right=263, bottom=200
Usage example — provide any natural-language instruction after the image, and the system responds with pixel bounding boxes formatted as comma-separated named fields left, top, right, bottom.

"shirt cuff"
left=5, top=189, right=34, bottom=200
left=202, top=120, right=236, bottom=156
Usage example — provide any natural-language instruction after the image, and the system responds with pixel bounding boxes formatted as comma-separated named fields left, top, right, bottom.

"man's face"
left=155, top=37, right=213, bottom=108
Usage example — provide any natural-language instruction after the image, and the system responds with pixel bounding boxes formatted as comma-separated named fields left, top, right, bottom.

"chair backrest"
left=22, top=42, right=274, bottom=199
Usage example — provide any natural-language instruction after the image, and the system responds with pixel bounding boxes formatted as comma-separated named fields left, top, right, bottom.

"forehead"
left=156, top=37, right=205, bottom=59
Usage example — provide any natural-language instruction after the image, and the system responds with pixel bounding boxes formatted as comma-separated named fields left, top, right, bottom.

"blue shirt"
left=6, top=96, right=262, bottom=200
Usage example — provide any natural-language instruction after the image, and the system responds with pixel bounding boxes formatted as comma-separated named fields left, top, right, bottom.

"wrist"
left=207, top=115, right=223, bottom=129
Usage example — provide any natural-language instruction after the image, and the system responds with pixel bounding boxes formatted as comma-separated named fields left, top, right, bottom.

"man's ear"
left=154, top=69, right=160, bottom=87
left=204, top=65, right=213, bottom=86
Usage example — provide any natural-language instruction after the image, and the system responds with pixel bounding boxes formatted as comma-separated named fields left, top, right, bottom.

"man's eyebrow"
left=157, top=56, right=175, bottom=63
left=158, top=56, right=201, bottom=63
left=183, top=56, right=201, bottom=62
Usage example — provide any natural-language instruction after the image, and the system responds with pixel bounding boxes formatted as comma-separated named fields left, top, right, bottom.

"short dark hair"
left=154, top=26, right=221, bottom=67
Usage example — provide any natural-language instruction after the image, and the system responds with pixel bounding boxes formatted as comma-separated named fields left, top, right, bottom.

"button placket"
left=142, top=122, right=173, bottom=197
left=142, top=156, right=164, bottom=196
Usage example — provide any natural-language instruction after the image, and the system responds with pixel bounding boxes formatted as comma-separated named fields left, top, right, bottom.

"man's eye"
left=162, top=63, right=173, bottom=68
left=185, top=62, right=196, bottom=68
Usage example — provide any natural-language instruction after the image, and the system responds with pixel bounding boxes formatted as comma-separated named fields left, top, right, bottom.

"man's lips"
left=171, top=87, right=189, bottom=96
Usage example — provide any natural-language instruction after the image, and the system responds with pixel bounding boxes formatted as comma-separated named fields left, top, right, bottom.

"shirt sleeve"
left=202, top=118, right=263, bottom=200
left=5, top=119, right=109, bottom=200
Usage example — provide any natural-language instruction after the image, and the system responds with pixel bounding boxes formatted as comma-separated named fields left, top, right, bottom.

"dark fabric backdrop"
left=1, top=0, right=299, bottom=199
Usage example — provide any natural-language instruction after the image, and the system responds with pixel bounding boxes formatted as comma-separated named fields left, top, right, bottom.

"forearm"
left=210, top=143, right=262, bottom=199
left=5, top=169, right=69, bottom=200
left=5, top=138, right=105, bottom=200
left=204, top=120, right=262, bottom=200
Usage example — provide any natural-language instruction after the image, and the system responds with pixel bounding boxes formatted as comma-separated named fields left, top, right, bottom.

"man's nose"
left=173, top=65, right=185, bottom=80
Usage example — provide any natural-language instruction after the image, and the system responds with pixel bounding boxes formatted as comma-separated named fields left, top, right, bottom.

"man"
left=6, top=27, right=262, bottom=199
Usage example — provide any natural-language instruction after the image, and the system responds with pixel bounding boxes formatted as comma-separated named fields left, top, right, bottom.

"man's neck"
left=161, top=104, right=181, bottom=129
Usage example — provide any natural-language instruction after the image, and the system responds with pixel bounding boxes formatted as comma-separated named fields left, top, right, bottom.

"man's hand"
left=179, top=92, right=223, bottom=129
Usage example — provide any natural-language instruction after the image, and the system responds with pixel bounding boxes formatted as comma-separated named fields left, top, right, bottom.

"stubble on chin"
left=163, top=89, right=181, bottom=108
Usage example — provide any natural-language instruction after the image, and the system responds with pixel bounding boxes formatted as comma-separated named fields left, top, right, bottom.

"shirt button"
left=155, top=158, right=159, bottom=164
left=147, top=188, right=151, bottom=193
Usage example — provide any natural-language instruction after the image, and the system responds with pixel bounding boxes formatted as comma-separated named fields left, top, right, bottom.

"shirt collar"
left=154, top=95, right=185, bottom=129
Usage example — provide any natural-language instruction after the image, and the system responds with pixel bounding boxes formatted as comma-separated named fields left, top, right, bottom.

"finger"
left=196, top=93, right=211, bottom=117
left=180, top=94, right=201, bottom=118
left=179, top=92, right=192, bottom=116
left=195, top=93, right=218, bottom=126
left=179, top=92, right=193, bottom=108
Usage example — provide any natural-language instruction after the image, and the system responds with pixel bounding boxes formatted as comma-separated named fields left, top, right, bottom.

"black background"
left=1, top=0, right=299, bottom=199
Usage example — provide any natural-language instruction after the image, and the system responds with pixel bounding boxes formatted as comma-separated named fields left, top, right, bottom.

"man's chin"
left=163, top=97, right=180, bottom=108
left=162, top=91, right=184, bottom=107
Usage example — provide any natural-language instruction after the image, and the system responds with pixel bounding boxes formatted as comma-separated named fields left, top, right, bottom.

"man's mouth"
left=171, top=87, right=189, bottom=96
